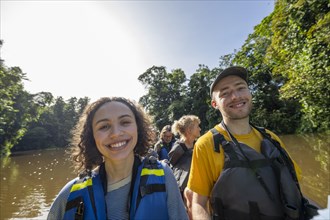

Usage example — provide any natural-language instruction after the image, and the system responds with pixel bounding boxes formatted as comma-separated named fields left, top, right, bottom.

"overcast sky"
left=1, top=0, right=274, bottom=102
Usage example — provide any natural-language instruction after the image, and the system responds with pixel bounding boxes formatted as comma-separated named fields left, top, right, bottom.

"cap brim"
left=210, top=66, right=248, bottom=97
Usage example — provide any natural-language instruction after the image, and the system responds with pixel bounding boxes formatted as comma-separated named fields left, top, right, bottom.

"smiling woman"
left=47, top=96, right=188, bottom=220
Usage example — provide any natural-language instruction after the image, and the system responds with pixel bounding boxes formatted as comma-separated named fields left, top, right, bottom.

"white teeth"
left=231, top=102, right=245, bottom=108
left=110, top=141, right=126, bottom=148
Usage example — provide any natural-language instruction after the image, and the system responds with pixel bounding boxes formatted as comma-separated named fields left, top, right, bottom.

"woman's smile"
left=105, top=139, right=130, bottom=151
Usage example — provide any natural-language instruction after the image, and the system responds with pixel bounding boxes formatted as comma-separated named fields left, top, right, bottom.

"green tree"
left=0, top=59, right=40, bottom=155
left=186, top=65, right=219, bottom=132
left=138, top=66, right=186, bottom=130
left=13, top=96, right=90, bottom=151
left=268, top=0, right=330, bottom=132
left=33, top=91, right=54, bottom=107
left=76, top=97, right=90, bottom=116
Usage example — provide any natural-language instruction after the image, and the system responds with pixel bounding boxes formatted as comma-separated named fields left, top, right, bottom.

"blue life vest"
left=159, top=147, right=170, bottom=160
left=63, top=173, right=106, bottom=220
left=130, top=157, right=169, bottom=220
left=63, top=156, right=168, bottom=220
left=157, top=140, right=175, bottom=161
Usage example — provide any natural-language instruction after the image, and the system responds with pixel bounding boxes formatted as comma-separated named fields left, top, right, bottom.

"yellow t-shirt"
left=187, top=125, right=302, bottom=197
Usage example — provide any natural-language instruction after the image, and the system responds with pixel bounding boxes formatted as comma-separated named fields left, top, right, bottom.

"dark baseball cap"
left=210, top=66, right=248, bottom=97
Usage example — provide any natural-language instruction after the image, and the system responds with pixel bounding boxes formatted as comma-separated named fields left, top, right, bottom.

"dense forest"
left=1, top=0, right=329, bottom=156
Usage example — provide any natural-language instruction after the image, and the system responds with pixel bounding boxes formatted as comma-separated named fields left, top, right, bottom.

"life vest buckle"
left=74, top=200, right=84, bottom=220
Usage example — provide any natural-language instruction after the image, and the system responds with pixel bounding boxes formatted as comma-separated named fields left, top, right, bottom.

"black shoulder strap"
left=210, top=128, right=226, bottom=153
left=130, top=155, right=142, bottom=190
left=99, top=163, right=107, bottom=195
left=250, top=124, right=300, bottom=185
left=168, top=141, right=187, bottom=166
left=129, top=156, right=143, bottom=210
left=179, top=142, right=188, bottom=152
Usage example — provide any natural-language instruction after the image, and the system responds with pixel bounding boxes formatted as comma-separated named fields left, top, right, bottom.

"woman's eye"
left=99, top=124, right=110, bottom=130
left=122, top=120, right=132, bottom=126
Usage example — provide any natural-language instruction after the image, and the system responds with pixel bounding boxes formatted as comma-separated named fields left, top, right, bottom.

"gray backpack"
left=168, top=142, right=192, bottom=192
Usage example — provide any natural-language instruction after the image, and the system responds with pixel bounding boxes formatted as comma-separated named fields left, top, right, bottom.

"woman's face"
left=92, top=101, right=138, bottom=162
left=192, top=122, right=201, bottom=138
left=162, top=131, right=173, bottom=144
left=190, top=122, right=201, bottom=139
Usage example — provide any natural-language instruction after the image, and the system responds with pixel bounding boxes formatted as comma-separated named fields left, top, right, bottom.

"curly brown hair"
left=68, top=97, right=156, bottom=174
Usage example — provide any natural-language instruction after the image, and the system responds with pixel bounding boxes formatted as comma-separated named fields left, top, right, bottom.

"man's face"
left=211, top=75, right=252, bottom=121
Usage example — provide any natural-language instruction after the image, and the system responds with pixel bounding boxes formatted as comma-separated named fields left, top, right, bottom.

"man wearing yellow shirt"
left=187, top=66, right=318, bottom=220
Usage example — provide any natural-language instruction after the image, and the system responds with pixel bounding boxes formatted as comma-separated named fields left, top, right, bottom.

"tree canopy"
left=138, top=0, right=329, bottom=134
left=0, top=0, right=328, bottom=156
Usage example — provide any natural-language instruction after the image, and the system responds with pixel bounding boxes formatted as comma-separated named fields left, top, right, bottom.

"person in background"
left=187, top=66, right=318, bottom=220
left=47, top=97, right=188, bottom=220
left=168, top=115, right=201, bottom=219
left=154, top=125, right=176, bottom=161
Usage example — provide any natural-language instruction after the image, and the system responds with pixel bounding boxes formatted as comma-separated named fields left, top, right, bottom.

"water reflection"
left=280, top=133, right=329, bottom=208
left=0, top=149, right=76, bottom=219
left=0, top=133, right=329, bottom=219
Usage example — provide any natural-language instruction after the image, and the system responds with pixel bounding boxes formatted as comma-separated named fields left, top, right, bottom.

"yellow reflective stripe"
left=141, top=168, right=164, bottom=176
left=70, top=178, right=93, bottom=192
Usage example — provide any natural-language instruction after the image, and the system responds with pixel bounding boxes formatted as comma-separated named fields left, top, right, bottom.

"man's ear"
left=211, top=100, right=218, bottom=109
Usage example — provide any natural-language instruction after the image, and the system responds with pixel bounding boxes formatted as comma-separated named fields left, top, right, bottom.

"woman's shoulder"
left=169, top=141, right=186, bottom=152
left=158, top=160, right=172, bottom=173
left=59, top=177, right=79, bottom=192
left=48, top=177, right=78, bottom=219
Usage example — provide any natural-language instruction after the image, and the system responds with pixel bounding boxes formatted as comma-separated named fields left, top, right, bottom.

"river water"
left=0, top=133, right=329, bottom=219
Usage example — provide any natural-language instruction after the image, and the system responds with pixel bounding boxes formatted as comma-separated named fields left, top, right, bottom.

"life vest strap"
left=65, top=196, right=83, bottom=211
left=65, top=196, right=84, bottom=220
left=211, top=197, right=225, bottom=220
left=303, top=199, right=319, bottom=219
left=210, top=128, right=226, bottom=153
left=249, top=201, right=261, bottom=220
left=87, top=184, right=97, bottom=219
left=211, top=197, right=283, bottom=220
left=75, top=202, right=84, bottom=220
left=168, top=141, right=188, bottom=166
left=225, top=209, right=283, bottom=220
left=140, top=183, right=166, bottom=197
left=225, top=158, right=273, bottom=169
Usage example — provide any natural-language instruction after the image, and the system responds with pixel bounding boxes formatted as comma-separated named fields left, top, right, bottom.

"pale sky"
left=1, top=0, right=274, bottom=102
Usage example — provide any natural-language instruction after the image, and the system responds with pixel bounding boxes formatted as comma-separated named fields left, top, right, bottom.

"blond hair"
left=171, top=115, right=200, bottom=137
